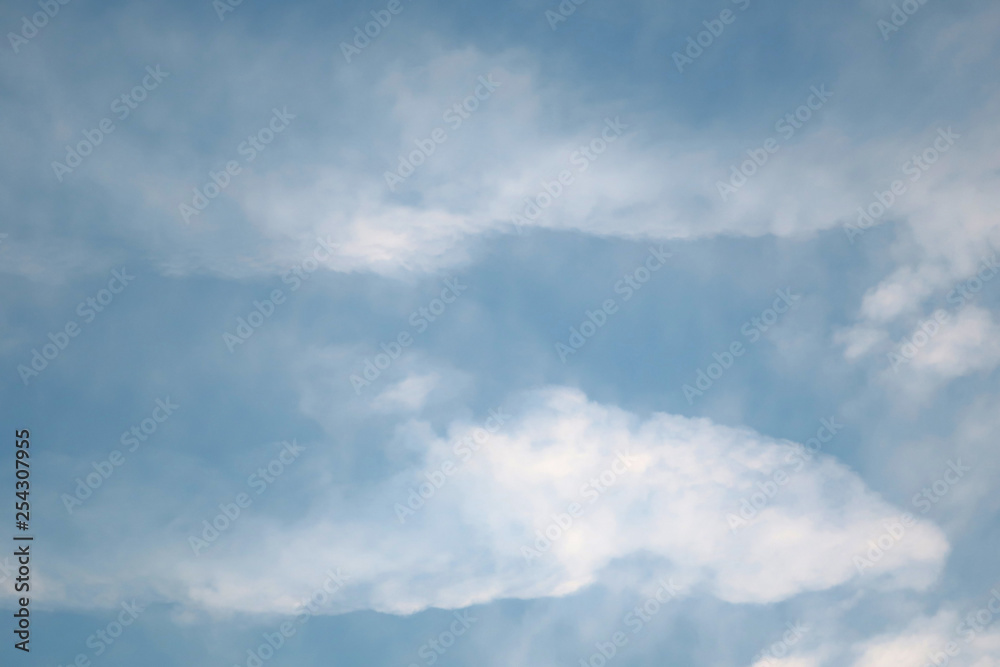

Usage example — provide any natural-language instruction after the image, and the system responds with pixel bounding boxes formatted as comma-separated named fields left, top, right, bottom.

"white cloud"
left=849, top=607, right=1000, bottom=667
left=904, top=307, right=1000, bottom=378
left=372, top=373, right=441, bottom=413
left=869, top=306, right=1000, bottom=402
left=29, top=386, right=948, bottom=617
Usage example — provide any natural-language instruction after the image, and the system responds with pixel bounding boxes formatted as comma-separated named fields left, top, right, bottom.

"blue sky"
left=2, top=0, right=1000, bottom=665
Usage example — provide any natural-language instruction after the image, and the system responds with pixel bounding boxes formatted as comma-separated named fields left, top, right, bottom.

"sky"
left=1, top=0, right=1000, bottom=665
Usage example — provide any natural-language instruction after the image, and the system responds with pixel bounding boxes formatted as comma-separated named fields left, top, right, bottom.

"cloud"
left=901, top=307, right=1000, bottom=379
left=372, top=373, right=442, bottom=413
left=857, top=306, right=1000, bottom=402
left=28, top=386, right=948, bottom=618
left=848, top=607, right=1000, bottom=667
